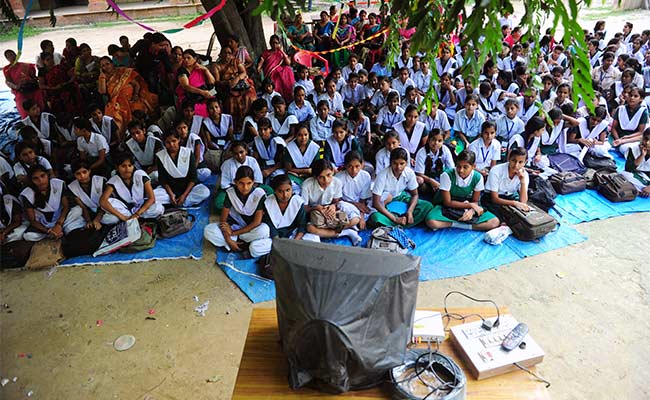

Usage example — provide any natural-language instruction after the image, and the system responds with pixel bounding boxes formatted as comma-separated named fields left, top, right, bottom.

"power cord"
left=443, top=291, right=501, bottom=331
left=513, top=362, right=551, bottom=388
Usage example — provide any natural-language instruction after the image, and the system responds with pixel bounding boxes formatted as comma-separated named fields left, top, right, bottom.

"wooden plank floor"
left=232, top=307, right=551, bottom=399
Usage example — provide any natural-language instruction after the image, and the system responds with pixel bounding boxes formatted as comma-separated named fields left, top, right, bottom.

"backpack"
left=595, top=172, right=638, bottom=202
left=527, top=174, right=557, bottom=211
left=500, top=203, right=558, bottom=241
left=367, top=226, right=415, bottom=254
left=582, top=153, right=617, bottom=172
left=157, top=209, right=196, bottom=238
left=547, top=153, right=587, bottom=175
left=120, top=222, right=157, bottom=253
left=549, top=171, right=587, bottom=194
left=584, top=168, right=599, bottom=189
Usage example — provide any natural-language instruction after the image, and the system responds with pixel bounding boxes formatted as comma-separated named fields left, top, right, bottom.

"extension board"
left=449, top=314, right=544, bottom=380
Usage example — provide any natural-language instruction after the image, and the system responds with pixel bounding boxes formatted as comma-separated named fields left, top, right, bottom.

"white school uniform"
left=509, top=134, right=551, bottom=170
left=335, top=170, right=372, bottom=203
left=369, top=89, right=400, bottom=110
left=375, top=147, right=411, bottom=173
left=190, top=115, right=203, bottom=136
left=219, top=156, right=263, bottom=189
left=325, top=136, right=356, bottom=168
left=153, top=147, right=210, bottom=207
left=496, top=114, right=525, bottom=143
left=101, top=170, right=164, bottom=225
left=204, top=115, right=233, bottom=148
left=420, top=109, right=451, bottom=133
left=485, top=162, right=529, bottom=197
left=294, top=78, right=315, bottom=93
left=253, top=136, right=285, bottom=179
left=268, top=112, right=299, bottom=138
left=69, top=175, right=106, bottom=213
left=616, top=105, right=647, bottom=156
left=0, top=156, right=14, bottom=180
left=414, top=146, right=455, bottom=175
left=126, top=135, right=161, bottom=169
left=347, top=116, right=371, bottom=140
left=478, top=91, right=504, bottom=121
left=309, top=115, right=335, bottom=141
left=391, top=77, right=416, bottom=97
left=468, top=138, right=501, bottom=170
left=372, top=166, right=419, bottom=199
left=453, top=109, right=486, bottom=141
left=261, top=91, right=282, bottom=110
left=621, top=145, right=650, bottom=190
left=203, top=187, right=270, bottom=257
left=435, top=57, right=457, bottom=76
left=393, top=121, right=427, bottom=156
left=301, top=176, right=359, bottom=220
left=341, top=84, right=366, bottom=106
left=21, top=113, right=57, bottom=140
left=502, top=56, right=525, bottom=72
left=20, top=178, right=85, bottom=241
left=0, top=192, right=28, bottom=243
left=376, top=106, right=405, bottom=130
left=89, top=115, right=116, bottom=145
left=437, top=87, right=457, bottom=120
left=341, top=63, right=362, bottom=81
left=561, top=117, right=612, bottom=159
left=517, top=98, right=540, bottom=123
left=439, top=169, right=485, bottom=192
left=77, top=132, right=109, bottom=157
left=318, top=92, right=345, bottom=116
left=13, top=157, right=52, bottom=178
left=413, top=70, right=432, bottom=93
left=183, top=133, right=210, bottom=182
left=286, top=140, right=320, bottom=169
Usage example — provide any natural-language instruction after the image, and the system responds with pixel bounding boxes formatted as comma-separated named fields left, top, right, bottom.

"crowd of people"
left=2, top=5, right=650, bottom=271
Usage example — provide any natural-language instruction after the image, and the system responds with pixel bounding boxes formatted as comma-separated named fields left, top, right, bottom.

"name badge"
left=266, top=160, right=275, bottom=166
left=501, top=141, right=509, bottom=148
left=217, top=140, right=226, bottom=147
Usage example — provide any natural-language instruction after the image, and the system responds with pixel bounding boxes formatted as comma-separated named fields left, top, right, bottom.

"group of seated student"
left=4, top=7, right=650, bottom=269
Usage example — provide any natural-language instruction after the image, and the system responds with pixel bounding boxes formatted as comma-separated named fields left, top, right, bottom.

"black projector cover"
left=272, top=238, right=421, bottom=393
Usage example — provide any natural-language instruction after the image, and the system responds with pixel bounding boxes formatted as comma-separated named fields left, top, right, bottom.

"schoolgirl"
left=0, top=184, right=28, bottom=244
left=13, top=142, right=53, bottom=186
left=307, top=75, right=326, bottom=107
left=401, top=85, right=421, bottom=109
left=125, top=120, right=162, bottom=183
left=375, top=130, right=410, bottom=173
left=612, top=86, right=648, bottom=156
left=181, top=99, right=204, bottom=137
left=269, top=95, right=299, bottom=140
left=482, top=146, right=530, bottom=220
left=425, top=150, right=500, bottom=231
left=318, top=78, right=345, bottom=117
left=204, top=166, right=270, bottom=257
left=252, top=117, right=286, bottom=181
left=216, top=141, right=264, bottom=210
left=335, top=151, right=372, bottom=230
left=375, top=91, right=405, bottom=135
left=453, top=94, right=486, bottom=148
left=288, top=85, right=317, bottom=123
left=477, top=81, right=509, bottom=121
left=100, top=153, right=164, bottom=225
left=435, top=45, right=458, bottom=77
left=369, top=148, right=433, bottom=228
left=621, top=128, right=650, bottom=197
left=419, top=102, right=451, bottom=139
left=455, top=78, right=475, bottom=110
left=346, top=107, right=373, bottom=157
left=508, top=116, right=552, bottom=171
left=68, top=160, right=106, bottom=230
left=20, top=99, right=64, bottom=141
left=88, top=103, right=119, bottom=149
left=201, top=98, right=234, bottom=171
left=496, top=99, right=525, bottom=145
left=260, top=77, right=282, bottom=110
left=309, top=100, right=335, bottom=142
left=283, top=124, right=321, bottom=192
left=436, top=73, right=457, bottom=121
left=293, top=64, right=315, bottom=93
left=175, top=119, right=211, bottom=182
left=518, top=88, right=541, bottom=123
left=341, top=53, right=363, bottom=81
left=468, top=121, right=501, bottom=176
left=20, top=165, right=84, bottom=241
left=415, top=129, right=455, bottom=194
left=154, top=130, right=210, bottom=208
left=391, top=67, right=416, bottom=97
left=241, top=98, right=268, bottom=142
left=543, top=82, right=573, bottom=112
left=413, top=60, right=432, bottom=95
left=564, top=106, right=610, bottom=158
left=73, top=116, right=110, bottom=177
left=324, top=119, right=364, bottom=170
left=18, top=126, right=50, bottom=158
left=300, top=159, right=362, bottom=245
left=393, top=105, right=428, bottom=161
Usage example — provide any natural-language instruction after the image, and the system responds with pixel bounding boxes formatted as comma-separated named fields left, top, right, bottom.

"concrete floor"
left=1, top=213, right=649, bottom=399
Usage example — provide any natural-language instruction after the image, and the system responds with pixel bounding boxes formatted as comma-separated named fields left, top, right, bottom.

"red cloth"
left=3, top=62, right=45, bottom=117
left=261, top=49, right=295, bottom=101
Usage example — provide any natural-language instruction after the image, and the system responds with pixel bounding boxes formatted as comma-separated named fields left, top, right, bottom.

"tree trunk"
left=201, top=0, right=267, bottom=60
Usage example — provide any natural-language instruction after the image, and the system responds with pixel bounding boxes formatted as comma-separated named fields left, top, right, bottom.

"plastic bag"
left=483, top=226, right=512, bottom=245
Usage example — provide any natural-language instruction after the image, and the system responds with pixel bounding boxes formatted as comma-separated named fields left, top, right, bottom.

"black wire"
left=443, top=290, right=501, bottom=328
left=514, top=362, right=551, bottom=388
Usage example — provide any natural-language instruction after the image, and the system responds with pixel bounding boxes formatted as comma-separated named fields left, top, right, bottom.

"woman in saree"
left=38, top=52, right=82, bottom=126
left=257, top=35, right=295, bottom=101
left=175, top=49, right=216, bottom=118
left=226, top=35, right=254, bottom=72
left=98, top=56, right=158, bottom=140
left=314, top=11, right=335, bottom=52
left=332, top=13, right=355, bottom=68
left=287, top=13, right=315, bottom=51
left=74, top=43, right=101, bottom=105
left=3, top=49, right=44, bottom=118
left=211, top=46, right=257, bottom=132
left=362, top=13, right=384, bottom=69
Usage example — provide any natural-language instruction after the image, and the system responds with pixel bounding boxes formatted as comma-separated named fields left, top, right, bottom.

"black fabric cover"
left=271, top=238, right=420, bottom=393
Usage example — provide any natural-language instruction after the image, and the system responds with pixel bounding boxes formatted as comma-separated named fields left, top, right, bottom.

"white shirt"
left=372, top=166, right=418, bottom=197
left=309, top=115, right=335, bottom=141
left=220, top=156, right=263, bottom=189
left=468, top=138, right=501, bottom=170
left=335, top=170, right=372, bottom=203
left=301, top=176, right=343, bottom=206
left=453, top=109, right=486, bottom=139
left=414, top=146, right=455, bottom=175
left=413, top=70, right=433, bottom=93
left=376, top=106, right=405, bottom=128
left=341, top=63, right=362, bottom=81
left=340, top=84, right=367, bottom=106
left=77, top=132, right=109, bottom=157
left=375, top=147, right=411, bottom=173
left=496, top=115, right=525, bottom=143
left=439, top=170, right=485, bottom=191
left=391, top=77, right=417, bottom=97
left=485, top=162, right=529, bottom=196
left=419, top=109, right=451, bottom=133
left=318, top=92, right=345, bottom=116
left=14, top=157, right=52, bottom=177
left=294, top=79, right=315, bottom=93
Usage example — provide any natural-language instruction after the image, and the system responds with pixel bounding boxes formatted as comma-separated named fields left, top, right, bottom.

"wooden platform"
left=232, top=307, right=551, bottom=399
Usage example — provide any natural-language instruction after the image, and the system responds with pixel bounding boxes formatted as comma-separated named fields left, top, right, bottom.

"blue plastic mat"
left=61, top=201, right=211, bottom=267
left=215, top=224, right=587, bottom=303
left=0, top=90, right=21, bottom=156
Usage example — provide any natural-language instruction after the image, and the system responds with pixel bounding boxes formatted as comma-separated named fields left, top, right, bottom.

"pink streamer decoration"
left=106, top=0, right=156, bottom=32
left=183, top=0, right=226, bottom=28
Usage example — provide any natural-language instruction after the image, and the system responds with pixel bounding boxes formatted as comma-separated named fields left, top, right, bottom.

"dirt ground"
left=2, top=3, right=650, bottom=400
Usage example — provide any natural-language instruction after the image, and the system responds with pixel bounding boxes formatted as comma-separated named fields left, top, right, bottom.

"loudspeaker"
left=272, top=238, right=421, bottom=393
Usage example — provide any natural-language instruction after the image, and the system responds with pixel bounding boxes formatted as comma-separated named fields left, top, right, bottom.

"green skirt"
left=368, top=192, right=434, bottom=228
left=426, top=205, right=496, bottom=224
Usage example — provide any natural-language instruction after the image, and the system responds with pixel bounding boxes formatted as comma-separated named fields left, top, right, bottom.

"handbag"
left=367, top=226, right=415, bottom=254
left=120, top=222, right=157, bottom=253
left=232, top=79, right=251, bottom=92
left=441, top=207, right=480, bottom=225
left=157, top=209, right=196, bottom=238
left=582, top=153, right=617, bottom=172
left=310, top=208, right=349, bottom=231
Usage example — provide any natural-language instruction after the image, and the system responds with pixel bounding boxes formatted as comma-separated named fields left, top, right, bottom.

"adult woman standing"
left=74, top=43, right=101, bottom=105
left=362, top=13, right=384, bottom=69
left=287, top=13, right=315, bottom=51
left=212, top=47, right=257, bottom=132
left=332, top=13, right=355, bottom=67
left=38, top=52, right=82, bottom=125
left=98, top=56, right=158, bottom=139
left=3, top=49, right=44, bottom=118
left=314, top=11, right=335, bottom=52
left=257, top=35, right=295, bottom=101
left=176, top=49, right=216, bottom=118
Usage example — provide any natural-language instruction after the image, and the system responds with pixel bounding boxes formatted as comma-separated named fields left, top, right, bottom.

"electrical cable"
left=443, top=291, right=501, bottom=330
left=513, top=362, right=551, bottom=388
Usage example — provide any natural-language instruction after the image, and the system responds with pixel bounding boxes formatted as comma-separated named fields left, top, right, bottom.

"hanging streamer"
left=105, top=0, right=227, bottom=34
left=15, top=0, right=35, bottom=62
left=284, top=25, right=389, bottom=56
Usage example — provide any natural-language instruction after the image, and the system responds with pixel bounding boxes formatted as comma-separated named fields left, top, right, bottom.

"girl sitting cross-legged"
left=482, top=146, right=530, bottom=220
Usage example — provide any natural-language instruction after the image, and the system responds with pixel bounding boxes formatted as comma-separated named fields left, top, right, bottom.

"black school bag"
left=547, top=153, right=587, bottom=175
left=500, top=203, right=558, bottom=241
left=583, top=153, right=617, bottom=172
left=549, top=171, right=587, bottom=194
left=62, top=226, right=109, bottom=258
left=157, top=209, right=196, bottom=238
left=595, top=172, right=638, bottom=202
left=527, top=174, right=557, bottom=211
